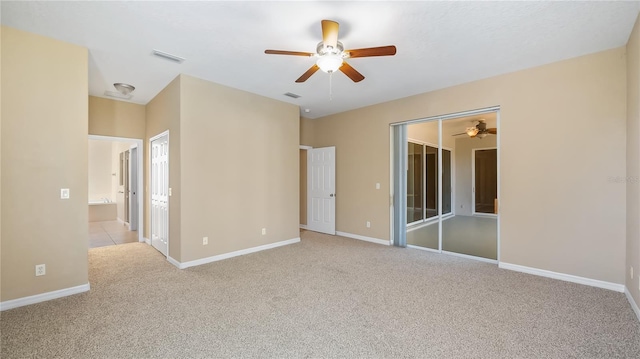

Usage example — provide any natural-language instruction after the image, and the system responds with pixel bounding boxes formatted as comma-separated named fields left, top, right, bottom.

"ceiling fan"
left=452, top=119, right=497, bottom=139
left=264, top=20, right=397, bottom=83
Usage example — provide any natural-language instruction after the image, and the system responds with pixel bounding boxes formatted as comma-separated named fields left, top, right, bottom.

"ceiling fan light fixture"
left=114, top=83, right=135, bottom=96
left=316, top=54, right=343, bottom=73
left=477, top=133, right=488, bottom=139
left=466, top=127, right=479, bottom=137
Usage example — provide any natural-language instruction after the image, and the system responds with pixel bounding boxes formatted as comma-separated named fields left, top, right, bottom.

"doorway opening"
left=88, top=135, right=143, bottom=248
left=391, top=107, right=500, bottom=263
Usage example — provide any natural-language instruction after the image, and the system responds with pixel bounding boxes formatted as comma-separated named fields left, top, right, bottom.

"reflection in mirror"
left=407, top=142, right=424, bottom=223
left=441, top=114, right=498, bottom=260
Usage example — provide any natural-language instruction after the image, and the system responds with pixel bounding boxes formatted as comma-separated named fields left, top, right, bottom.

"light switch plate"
left=60, top=188, right=70, bottom=199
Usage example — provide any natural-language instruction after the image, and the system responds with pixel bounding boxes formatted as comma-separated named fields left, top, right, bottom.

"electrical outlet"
left=262, top=228, right=266, bottom=235
left=375, top=183, right=380, bottom=190
left=60, top=188, right=70, bottom=199
left=202, top=237, right=208, bottom=245
left=366, top=221, right=371, bottom=228
left=35, top=264, right=46, bottom=276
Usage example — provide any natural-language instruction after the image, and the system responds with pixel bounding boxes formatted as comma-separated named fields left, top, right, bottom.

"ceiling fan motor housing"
left=317, top=41, right=344, bottom=56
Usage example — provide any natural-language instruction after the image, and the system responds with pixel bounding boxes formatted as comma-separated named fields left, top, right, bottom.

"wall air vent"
left=104, top=90, right=133, bottom=100
left=284, top=92, right=301, bottom=99
left=152, top=49, right=186, bottom=63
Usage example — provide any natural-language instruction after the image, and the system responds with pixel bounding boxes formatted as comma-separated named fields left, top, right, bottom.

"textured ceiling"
left=2, top=1, right=639, bottom=119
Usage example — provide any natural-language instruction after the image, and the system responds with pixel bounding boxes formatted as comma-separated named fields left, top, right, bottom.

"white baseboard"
left=300, top=224, right=308, bottom=230
left=0, top=283, right=90, bottom=311
left=499, top=262, right=625, bottom=292
left=336, top=231, right=390, bottom=246
left=172, top=237, right=301, bottom=269
left=143, top=237, right=150, bottom=245
left=167, top=256, right=181, bottom=269
left=625, top=287, right=640, bottom=322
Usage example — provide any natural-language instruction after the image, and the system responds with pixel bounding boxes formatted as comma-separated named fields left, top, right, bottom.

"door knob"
left=330, top=194, right=334, bottom=197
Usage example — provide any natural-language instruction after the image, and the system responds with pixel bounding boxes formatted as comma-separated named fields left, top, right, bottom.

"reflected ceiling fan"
left=264, top=19, right=397, bottom=83
left=452, top=119, right=497, bottom=139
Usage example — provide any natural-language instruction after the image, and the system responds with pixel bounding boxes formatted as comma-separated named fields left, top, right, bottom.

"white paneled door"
left=150, top=133, right=169, bottom=256
left=307, top=146, right=336, bottom=235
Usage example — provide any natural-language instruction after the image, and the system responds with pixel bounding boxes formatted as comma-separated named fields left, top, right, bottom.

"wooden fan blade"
left=346, top=45, right=397, bottom=58
left=321, top=20, right=339, bottom=49
left=452, top=133, right=467, bottom=136
left=295, top=65, right=320, bottom=83
left=339, top=61, right=365, bottom=82
left=265, top=50, right=314, bottom=57
left=488, top=128, right=497, bottom=134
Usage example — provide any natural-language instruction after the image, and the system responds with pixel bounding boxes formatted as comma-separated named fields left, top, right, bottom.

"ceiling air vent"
left=152, top=49, right=186, bottom=63
left=284, top=92, right=301, bottom=99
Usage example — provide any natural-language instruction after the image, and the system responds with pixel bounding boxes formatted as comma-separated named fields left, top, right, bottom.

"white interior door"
left=151, top=133, right=169, bottom=256
left=129, top=146, right=138, bottom=231
left=307, top=146, right=336, bottom=235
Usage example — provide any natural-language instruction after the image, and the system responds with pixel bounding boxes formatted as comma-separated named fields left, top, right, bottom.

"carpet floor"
left=1, top=230, right=639, bottom=358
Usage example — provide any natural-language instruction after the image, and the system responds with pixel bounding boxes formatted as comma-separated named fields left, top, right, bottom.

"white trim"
left=336, top=231, right=390, bottom=246
left=299, top=145, right=312, bottom=150
left=496, top=110, right=501, bottom=262
left=389, top=126, right=395, bottom=246
left=143, top=237, right=150, bottom=244
left=173, top=238, right=301, bottom=269
left=442, top=250, right=498, bottom=264
left=625, top=287, right=640, bottom=322
left=391, top=106, right=501, bottom=126
left=0, top=283, right=90, bottom=311
left=407, top=244, right=440, bottom=253
left=167, top=256, right=181, bottom=269
left=499, top=262, right=625, bottom=292
left=474, top=213, right=498, bottom=218
left=299, top=224, right=308, bottom=229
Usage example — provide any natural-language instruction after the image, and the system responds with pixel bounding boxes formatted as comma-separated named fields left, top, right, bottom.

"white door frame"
left=149, top=130, right=170, bottom=258
left=129, top=145, right=139, bottom=231
left=471, top=147, right=498, bottom=218
left=389, top=106, right=501, bottom=264
left=88, top=135, right=144, bottom=243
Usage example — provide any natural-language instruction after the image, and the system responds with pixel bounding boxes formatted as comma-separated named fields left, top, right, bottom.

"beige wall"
left=627, top=14, right=640, bottom=309
left=300, top=117, right=313, bottom=226
left=300, top=117, right=314, bottom=146
left=1, top=26, right=88, bottom=301
left=179, top=75, right=299, bottom=262
left=454, top=136, right=497, bottom=216
left=88, top=140, right=113, bottom=201
left=145, top=76, right=181, bottom=256
left=313, top=47, right=627, bottom=284
left=89, top=96, right=146, bottom=139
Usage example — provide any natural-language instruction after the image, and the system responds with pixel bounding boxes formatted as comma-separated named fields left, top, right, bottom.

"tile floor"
left=89, top=220, right=139, bottom=248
